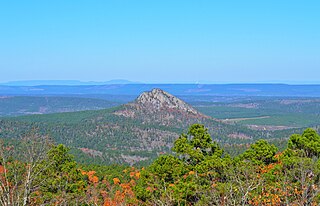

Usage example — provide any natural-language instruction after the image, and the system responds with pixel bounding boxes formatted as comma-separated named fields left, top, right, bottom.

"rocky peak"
left=114, top=88, right=209, bottom=123
left=135, top=88, right=200, bottom=115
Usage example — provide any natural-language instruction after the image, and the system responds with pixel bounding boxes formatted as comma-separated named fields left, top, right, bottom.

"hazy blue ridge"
left=1, top=84, right=320, bottom=97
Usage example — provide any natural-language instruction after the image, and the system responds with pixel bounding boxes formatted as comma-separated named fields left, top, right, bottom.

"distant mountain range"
left=1, top=84, right=320, bottom=97
left=0, top=79, right=140, bottom=86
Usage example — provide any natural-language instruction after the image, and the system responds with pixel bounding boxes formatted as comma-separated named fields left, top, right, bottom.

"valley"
left=1, top=87, right=319, bottom=166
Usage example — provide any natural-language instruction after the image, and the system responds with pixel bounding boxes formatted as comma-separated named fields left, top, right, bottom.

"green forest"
left=1, top=124, right=320, bottom=205
left=2, top=0, right=319, bottom=204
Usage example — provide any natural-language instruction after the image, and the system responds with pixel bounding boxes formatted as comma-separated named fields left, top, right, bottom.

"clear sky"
left=0, top=1, right=319, bottom=83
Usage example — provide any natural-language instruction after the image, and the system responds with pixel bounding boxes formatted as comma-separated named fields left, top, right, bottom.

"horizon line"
left=1, top=79, right=320, bottom=86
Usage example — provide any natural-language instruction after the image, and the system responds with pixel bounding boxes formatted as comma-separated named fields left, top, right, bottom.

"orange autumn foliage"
left=102, top=168, right=141, bottom=206
left=90, top=175, right=99, bottom=183
left=81, top=170, right=99, bottom=183
left=113, top=177, right=120, bottom=185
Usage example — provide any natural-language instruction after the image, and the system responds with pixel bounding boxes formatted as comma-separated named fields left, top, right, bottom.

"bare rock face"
left=114, top=89, right=208, bottom=125
left=136, top=88, right=200, bottom=115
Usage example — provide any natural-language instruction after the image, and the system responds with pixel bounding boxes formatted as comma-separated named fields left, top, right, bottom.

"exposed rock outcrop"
left=114, top=88, right=209, bottom=125
left=136, top=88, right=201, bottom=115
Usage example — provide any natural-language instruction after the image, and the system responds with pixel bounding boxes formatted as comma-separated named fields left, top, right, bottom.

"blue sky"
left=0, top=1, right=319, bottom=83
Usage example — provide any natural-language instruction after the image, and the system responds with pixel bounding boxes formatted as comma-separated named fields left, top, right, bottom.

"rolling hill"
left=0, top=89, right=296, bottom=165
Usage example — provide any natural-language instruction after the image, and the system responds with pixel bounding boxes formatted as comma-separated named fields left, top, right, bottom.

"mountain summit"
left=136, top=88, right=200, bottom=115
left=114, top=88, right=208, bottom=125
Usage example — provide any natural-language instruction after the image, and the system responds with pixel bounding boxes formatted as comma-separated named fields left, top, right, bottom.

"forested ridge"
left=1, top=90, right=319, bottom=205
left=1, top=124, right=320, bottom=205
left=0, top=106, right=304, bottom=166
left=2, top=90, right=319, bottom=166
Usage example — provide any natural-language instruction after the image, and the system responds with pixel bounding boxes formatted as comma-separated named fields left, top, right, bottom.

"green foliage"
left=288, top=128, right=320, bottom=157
left=148, top=155, right=186, bottom=183
left=38, top=144, right=86, bottom=203
left=135, top=126, right=320, bottom=205
left=134, top=155, right=187, bottom=203
left=242, top=139, right=278, bottom=165
left=80, top=163, right=129, bottom=183
left=2, top=125, right=320, bottom=205
left=173, top=124, right=223, bottom=166
left=136, top=124, right=230, bottom=205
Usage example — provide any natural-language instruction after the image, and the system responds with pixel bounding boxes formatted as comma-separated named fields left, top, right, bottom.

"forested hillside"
left=1, top=124, right=320, bottom=205
left=0, top=89, right=286, bottom=166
